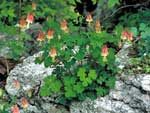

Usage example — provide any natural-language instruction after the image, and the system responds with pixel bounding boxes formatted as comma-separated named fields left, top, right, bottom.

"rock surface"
left=5, top=52, right=53, bottom=97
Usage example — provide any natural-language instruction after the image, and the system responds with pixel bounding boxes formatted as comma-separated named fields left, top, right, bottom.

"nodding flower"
left=61, top=19, right=69, bottom=33
left=14, top=80, right=20, bottom=90
left=47, top=29, right=54, bottom=40
left=95, top=19, right=101, bottom=33
left=86, top=13, right=93, bottom=23
left=19, top=18, right=26, bottom=29
left=127, top=32, right=133, bottom=41
left=121, top=30, right=128, bottom=40
left=101, top=45, right=109, bottom=62
left=121, top=30, right=133, bottom=41
left=49, top=46, right=57, bottom=61
left=32, top=2, right=36, bottom=10
left=37, top=31, right=45, bottom=42
left=26, top=13, right=34, bottom=28
left=12, top=105, right=20, bottom=113
left=21, top=98, right=28, bottom=109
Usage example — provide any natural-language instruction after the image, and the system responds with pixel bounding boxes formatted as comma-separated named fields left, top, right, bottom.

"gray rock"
left=141, top=75, right=150, bottom=92
left=116, top=42, right=132, bottom=69
left=5, top=52, right=53, bottom=97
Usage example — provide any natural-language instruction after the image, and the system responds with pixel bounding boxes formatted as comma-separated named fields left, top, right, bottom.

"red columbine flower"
left=121, top=30, right=133, bottom=41
left=121, top=30, right=128, bottom=40
left=32, top=2, right=36, bottom=10
left=21, top=98, right=28, bottom=109
left=37, top=31, right=44, bottom=42
left=14, top=80, right=20, bottom=90
left=61, top=19, right=69, bottom=33
left=19, top=18, right=26, bottom=29
left=49, top=47, right=57, bottom=62
left=95, top=19, right=101, bottom=33
left=47, top=29, right=54, bottom=40
left=26, top=13, right=34, bottom=28
left=12, top=105, right=20, bottom=113
left=86, top=13, right=93, bottom=23
left=127, top=32, right=133, bottom=41
left=101, top=45, right=109, bottom=62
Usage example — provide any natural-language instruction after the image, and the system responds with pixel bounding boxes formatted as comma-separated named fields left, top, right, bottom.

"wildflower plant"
left=36, top=16, right=120, bottom=104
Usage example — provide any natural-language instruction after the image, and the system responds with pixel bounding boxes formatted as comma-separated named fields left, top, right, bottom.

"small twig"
left=5, top=58, right=9, bottom=75
left=133, top=36, right=140, bottom=43
left=19, top=0, right=22, bottom=33
left=103, top=0, right=150, bottom=20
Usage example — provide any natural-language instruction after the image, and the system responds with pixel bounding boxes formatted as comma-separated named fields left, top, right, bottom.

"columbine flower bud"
left=32, top=2, right=36, bottom=10
left=14, top=80, right=20, bottom=90
left=12, top=105, right=20, bottom=113
left=47, top=29, right=54, bottom=40
left=19, top=18, right=26, bottom=29
left=127, top=32, right=133, bottom=41
left=86, top=13, right=93, bottom=23
left=101, top=45, right=108, bottom=62
left=95, top=19, right=101, bottom=33
left=37, top=31, right=44, bottom=42
left=61, top=19, right=69, bottom=33
left=49, top=47, right=57, bottom=62
left=121, top=30, right=128, bottom=40
left=21, top=98, right=28, bottom=109
left=26, top=13, right=34, bottom=28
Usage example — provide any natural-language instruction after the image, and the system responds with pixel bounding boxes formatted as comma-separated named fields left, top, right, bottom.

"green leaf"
left=106, top=76, right=116, bottom=88
left=96, top=87, right=105, bottom=96
left=44, top=56, right=52, bottom=67
left=65, top=89, right=76, bottom=98
left=108, top=0, right=119, bottom=8
left=73, top=82, right=84, bottom=93
left=77, top=67, right=86, bottom=81
left=88, top=69, right=97, bottom=80
left=139, top=23, right=147, bottom=31
left=130, top=27, right=138, bottom=37
left=97, top=76, right=105, bottom=84
left=82, top=81, right=88, bottom=87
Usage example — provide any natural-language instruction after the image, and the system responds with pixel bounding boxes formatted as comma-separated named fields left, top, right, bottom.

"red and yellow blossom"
left=37, top=31, right=45, bottom=42
left=121, top=30, right=133, bottom=41
left=26, top=13, right=34, bottom=24
left=47, top=29, right=54, bottom=40
left=61, top=19, right=69, bottom=33
left=95, top=19, right=101, bottom=33
left=19, top=18, right=26, bottom=29
left=21, top=98, right=28, bottom=109
left=14, top=80, right=20, bottom=90
left=101, top=45, right=109, bottom=62
left=49, top=46, right=57, bottom=62
left=12, top=105, right=20, bottom=113
left=26, top=13, right=34, bottom=28
left=127, top=32, right=133, bottom=41
left=86, top=13, right=93, bottom=23
left=49, top=47, right=57, bottom=58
